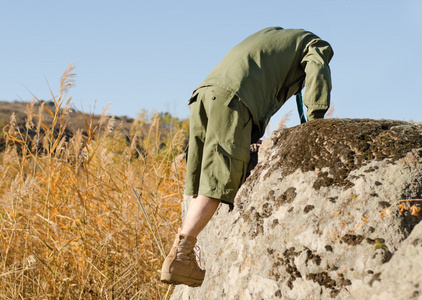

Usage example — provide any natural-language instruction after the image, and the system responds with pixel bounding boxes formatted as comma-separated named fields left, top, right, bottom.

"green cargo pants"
left=184, top=86, right=252, bottom=205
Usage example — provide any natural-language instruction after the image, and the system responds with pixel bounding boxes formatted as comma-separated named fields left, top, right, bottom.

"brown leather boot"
left=160, top=230, right=205, bottom=287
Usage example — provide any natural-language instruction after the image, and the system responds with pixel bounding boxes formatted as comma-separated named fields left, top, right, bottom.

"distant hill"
left=0, top=100, right=189, bottom=152
left=0, top=100, right=134, bottom=134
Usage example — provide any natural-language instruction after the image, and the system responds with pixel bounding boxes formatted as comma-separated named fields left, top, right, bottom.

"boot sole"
left=160, top=272, right=203, bottom=287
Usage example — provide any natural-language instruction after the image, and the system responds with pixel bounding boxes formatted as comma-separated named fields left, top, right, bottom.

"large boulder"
left=172, top=119, right=422, bottom=299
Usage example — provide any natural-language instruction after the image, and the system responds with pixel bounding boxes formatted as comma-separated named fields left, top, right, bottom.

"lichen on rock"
left=251, top=119, right=422, bottom=191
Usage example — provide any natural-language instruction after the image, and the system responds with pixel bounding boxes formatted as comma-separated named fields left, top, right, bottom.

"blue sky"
left=1, top=0, right=421, bottom=130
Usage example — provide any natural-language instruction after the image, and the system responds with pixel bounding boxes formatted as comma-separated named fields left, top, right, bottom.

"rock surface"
left=172, top=119, right=422, bottom=300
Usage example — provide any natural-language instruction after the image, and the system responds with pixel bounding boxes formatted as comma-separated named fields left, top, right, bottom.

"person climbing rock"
left=160, top=26, right=334, bottom=287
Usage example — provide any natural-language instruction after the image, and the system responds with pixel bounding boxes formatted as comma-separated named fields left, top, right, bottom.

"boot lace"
left=193, top=244, right=203, bottom=268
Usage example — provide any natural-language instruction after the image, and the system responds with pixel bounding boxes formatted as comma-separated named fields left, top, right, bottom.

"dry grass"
left=0, top=64, right=187, bottom=299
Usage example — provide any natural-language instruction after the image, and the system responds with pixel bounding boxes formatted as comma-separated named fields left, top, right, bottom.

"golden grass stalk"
left=0, top=64, right=186, bottom=299
left=276, top=110, right=292, bottom=130
left=325, top=105, right=335, bottom=119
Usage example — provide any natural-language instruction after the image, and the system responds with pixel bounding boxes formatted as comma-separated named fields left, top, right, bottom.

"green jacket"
left=193, top=27, right=334, bottom=138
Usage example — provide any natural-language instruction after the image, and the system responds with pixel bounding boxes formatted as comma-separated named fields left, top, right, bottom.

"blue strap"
left=296, top=92, right=307, bottom=124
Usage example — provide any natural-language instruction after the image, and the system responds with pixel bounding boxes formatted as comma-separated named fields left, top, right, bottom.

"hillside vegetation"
left=0, top=64, right=188, bottom=299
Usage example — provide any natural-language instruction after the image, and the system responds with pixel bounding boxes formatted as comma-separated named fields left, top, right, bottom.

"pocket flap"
left=216, top=143, right=250, bottom=163
left=188, top=90, right=199, bottom=105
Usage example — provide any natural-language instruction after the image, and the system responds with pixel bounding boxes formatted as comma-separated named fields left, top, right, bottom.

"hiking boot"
left=160, top=230, right=205, bottom=287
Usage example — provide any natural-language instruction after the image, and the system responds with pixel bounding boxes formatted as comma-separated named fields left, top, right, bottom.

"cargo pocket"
left=215, top=143, right=250, bottom=191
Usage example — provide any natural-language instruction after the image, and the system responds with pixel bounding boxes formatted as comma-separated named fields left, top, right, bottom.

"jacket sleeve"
left=300, top=39, right=334, bottom=120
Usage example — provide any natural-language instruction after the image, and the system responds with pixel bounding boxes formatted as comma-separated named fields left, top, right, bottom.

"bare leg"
left=181, top=195, right=221, bottom=238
